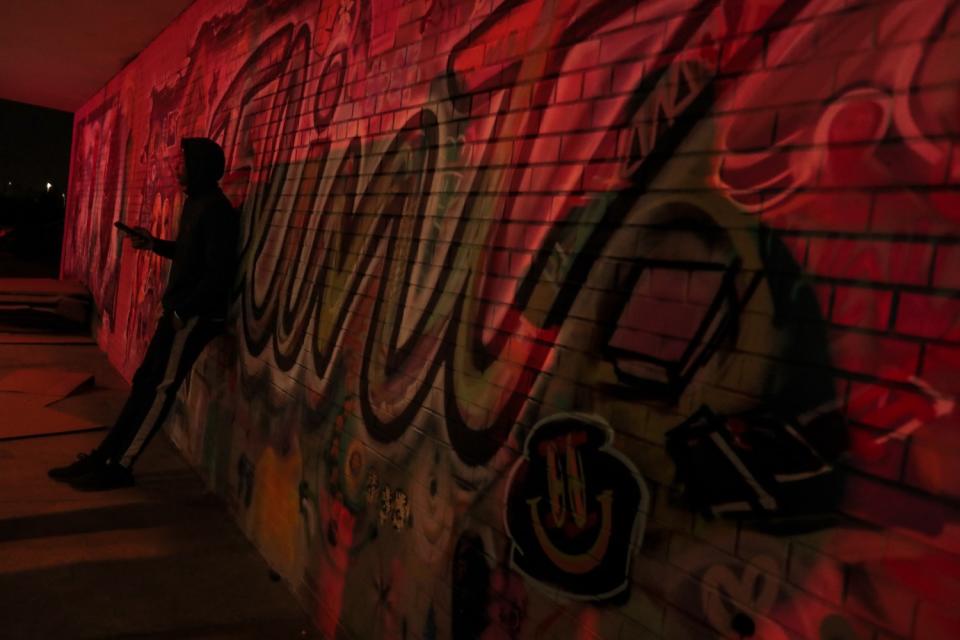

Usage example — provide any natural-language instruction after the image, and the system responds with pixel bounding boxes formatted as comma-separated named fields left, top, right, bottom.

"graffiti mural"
left=63, top=95, right=130, bottom=327
left=64, top=0, right=960, bottom=638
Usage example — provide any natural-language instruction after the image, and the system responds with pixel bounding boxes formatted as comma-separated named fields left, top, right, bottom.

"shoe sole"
left=70, top=483, right=135, bottom=492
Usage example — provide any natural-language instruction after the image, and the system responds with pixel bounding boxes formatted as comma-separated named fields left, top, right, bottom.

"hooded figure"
left=48, top=137, right=240, bottom=490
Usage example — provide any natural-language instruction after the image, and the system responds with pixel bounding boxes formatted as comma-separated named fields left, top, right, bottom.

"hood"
left=180, top=137, right=225, bottom=195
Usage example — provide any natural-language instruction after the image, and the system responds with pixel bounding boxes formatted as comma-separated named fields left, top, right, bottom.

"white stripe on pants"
left=120, top=316, right=200, bottom=467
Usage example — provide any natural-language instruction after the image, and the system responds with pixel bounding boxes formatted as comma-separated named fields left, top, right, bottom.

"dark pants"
left=96, top=312, right=223, bottom=469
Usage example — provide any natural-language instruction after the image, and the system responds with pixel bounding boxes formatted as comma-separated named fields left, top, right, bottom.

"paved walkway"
left=0, top=338, right=320, bottom=638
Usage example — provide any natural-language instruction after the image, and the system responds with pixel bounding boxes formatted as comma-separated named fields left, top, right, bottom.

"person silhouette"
left=49, top=137, right=239, bottom=490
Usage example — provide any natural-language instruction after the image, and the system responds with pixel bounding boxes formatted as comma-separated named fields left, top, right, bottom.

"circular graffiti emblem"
left=504, top=413, right=649, bottom=601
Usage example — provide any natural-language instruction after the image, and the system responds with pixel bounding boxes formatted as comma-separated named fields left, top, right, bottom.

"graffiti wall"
left=64, top=0, right=960, bottom=637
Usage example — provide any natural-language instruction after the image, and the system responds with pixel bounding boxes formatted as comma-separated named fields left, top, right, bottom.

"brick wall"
left=63, top=0, right=960, bottom=637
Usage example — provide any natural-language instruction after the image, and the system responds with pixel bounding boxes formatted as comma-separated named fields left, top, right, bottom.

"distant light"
left=46, top=182, right=52, bottom=192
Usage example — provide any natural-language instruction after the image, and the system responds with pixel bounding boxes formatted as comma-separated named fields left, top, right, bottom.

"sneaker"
left=48, top=452, right=106, bottom=481
left=69, top=464, right=135, bottom=492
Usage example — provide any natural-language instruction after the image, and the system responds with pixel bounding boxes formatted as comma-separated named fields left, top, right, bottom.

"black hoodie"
left=155, top=138, right=238, bottom=320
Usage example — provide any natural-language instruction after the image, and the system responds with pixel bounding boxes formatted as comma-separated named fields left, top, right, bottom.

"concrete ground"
left=0, top=334, right=320, bottom=638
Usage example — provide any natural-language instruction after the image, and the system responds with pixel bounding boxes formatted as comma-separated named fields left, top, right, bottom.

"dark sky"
left=0, top=98, right=73, bottom=194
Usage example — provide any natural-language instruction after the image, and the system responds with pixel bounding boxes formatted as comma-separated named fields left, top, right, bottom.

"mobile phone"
left=114, top=221, right=142, bottom=236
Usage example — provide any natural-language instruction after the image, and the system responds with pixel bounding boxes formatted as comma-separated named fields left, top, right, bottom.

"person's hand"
left=129, top=227, right=154, bottom=251
left=171, top=311, right=185, bottom=330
